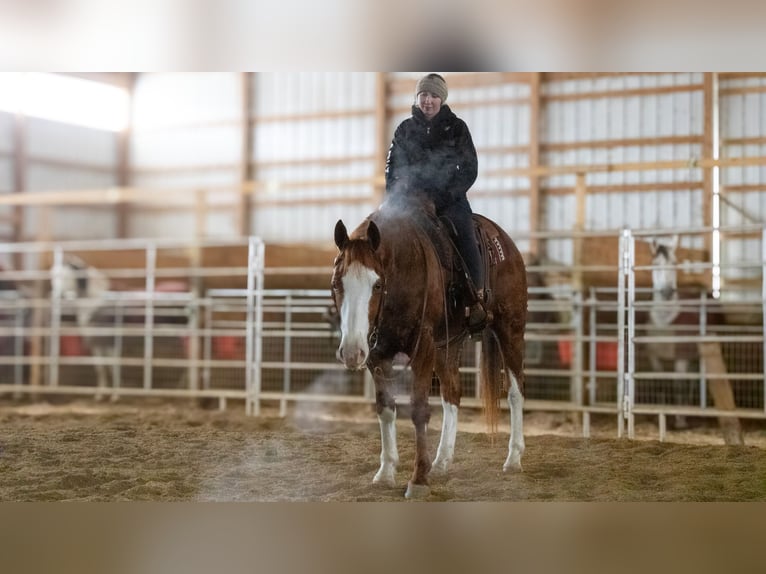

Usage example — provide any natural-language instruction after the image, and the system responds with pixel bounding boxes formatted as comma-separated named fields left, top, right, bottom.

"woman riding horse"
left=384, top=73, right=487, bottom=331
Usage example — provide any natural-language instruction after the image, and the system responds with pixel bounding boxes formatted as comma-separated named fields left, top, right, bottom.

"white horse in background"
left=52, top=256, right=117, bottom=400
left=647, top=235, right=695, bottom=429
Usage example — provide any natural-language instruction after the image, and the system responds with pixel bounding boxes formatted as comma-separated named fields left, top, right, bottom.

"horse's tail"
left=479, top=329, right=502, bottom=436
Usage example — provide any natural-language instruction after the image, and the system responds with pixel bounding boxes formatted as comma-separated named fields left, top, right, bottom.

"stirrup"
left=466, top=302, right=489, bottom=333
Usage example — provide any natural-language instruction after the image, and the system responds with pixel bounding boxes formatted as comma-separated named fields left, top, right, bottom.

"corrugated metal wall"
left=3, top=73, right=765, bottom=286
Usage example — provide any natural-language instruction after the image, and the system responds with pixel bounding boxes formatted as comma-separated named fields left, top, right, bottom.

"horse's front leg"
left=405, top=356, right=434, bottom=500
left=371, top=360, right=399, bottom=487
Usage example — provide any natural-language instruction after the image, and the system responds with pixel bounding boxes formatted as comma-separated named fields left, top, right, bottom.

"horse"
left=646, top=236, right=726, bottom=429
left=332, top=196, right=527, bottom=499
left=52, top=256, right=120, bottom=400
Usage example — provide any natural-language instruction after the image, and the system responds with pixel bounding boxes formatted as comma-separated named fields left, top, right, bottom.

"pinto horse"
left=332, top=198, right=527, bottom=499
left=647, top=236, right=724, bottom=429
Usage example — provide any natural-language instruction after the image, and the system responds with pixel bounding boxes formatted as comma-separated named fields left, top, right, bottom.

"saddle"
left=418, top=212, right=500, bottom=327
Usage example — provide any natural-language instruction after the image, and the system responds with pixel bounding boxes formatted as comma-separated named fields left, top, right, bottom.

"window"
left=0, top=72, right=129, bottom=132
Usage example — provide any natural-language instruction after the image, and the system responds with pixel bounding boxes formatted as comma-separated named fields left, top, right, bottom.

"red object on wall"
left=213, top=336, right=243, bottom=360
left=61, top=335, right=87, bottom=357
left=557, top=340, right=618, bottom=370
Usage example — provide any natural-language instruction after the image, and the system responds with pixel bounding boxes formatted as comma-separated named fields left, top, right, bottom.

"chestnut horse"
left=332, top=198, right=527, bottom=499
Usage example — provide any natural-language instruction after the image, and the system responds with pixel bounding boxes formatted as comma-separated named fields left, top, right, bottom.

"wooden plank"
left=545, top=181, right=703, bottom=195
left=542, top=135, right=703, bottom=152
left=528, top=73, right=541, bottom=257
left=720, top=86, right=766, bottom=96
left=572, top=173, right=586, bottom=291
left=722, top=137, right=766, bottom=147
left=697, top=341, right=744, bottom=445
left=116, top=73, right=135, bottom=238
left=543, top=72, right=665, bottom=82
left=255, top=154, right=374, bottom=168
left=373, top=72, right=389, bottom=206
left=238, top=72, right=254, bottom=237
left=542, top=83, right=704, bottom=103
left=388, top=72, right=532, bottom=93
left=702, top=73, right=715, bottom=268
left=252, top=108, right=373, bottom=124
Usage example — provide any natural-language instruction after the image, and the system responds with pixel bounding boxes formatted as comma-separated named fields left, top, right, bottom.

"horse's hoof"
left=372, top=469, right=396, bottom=488
left=404, top=481, right=430, bottom=499
left=503, top=460, right=523, bottom=473
left=430, top=459, right=450, bottom=477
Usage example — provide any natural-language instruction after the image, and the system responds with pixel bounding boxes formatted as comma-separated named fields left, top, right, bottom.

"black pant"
left=439, top=198, right=482, bottom=291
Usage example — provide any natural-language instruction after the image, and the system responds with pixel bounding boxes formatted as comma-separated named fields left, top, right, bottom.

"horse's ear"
left=334, top=220, right=349, bottom=250
left=670, top=234, right=679, bottom=252
left=367, top=221, right=381, bottom=252
left=649, top=238, right=659, bottom=256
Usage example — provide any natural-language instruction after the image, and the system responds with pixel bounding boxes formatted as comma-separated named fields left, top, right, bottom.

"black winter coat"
left=384, top=104, right=478, bottom=211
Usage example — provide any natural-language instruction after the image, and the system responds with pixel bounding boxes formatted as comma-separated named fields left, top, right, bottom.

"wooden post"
left=373, top=72, right=389, bottom=207
left=697, top=341, right=744, bottom=445
left=528, top=72, right=542, bottom=257
left=116, top=73, right=135, bottom=238
left=702, top=72, right=715, bottom=286
left=238, top=72, right=255, bottom=237
left=573, top=172, right=587, bottom=292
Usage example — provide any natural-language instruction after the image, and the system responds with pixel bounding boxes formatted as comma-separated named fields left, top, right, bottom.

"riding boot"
left=466, top=288, right=488, bottom=332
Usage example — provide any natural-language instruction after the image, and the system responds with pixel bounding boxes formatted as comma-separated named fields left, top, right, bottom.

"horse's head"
left=332, top=218, right=384, bottom=370
left=650, top=235, right=678, bottom=300
left=51, top=256, right=109, bottom=300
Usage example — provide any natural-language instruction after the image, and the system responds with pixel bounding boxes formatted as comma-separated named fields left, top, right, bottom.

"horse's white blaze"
left=432, top=398, right=458, bottom=474
left=337, top=262, right=379, bottom=369
left=373, top=406, right=398, bottom=486
left=504, top=372, right=525, bottom=472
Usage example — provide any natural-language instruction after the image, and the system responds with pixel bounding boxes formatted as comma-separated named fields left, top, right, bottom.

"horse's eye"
left=373, top=281, right=383, bottom=291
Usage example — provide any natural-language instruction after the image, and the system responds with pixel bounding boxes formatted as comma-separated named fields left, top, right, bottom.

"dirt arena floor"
left=1, top=398, right=765, bottom=501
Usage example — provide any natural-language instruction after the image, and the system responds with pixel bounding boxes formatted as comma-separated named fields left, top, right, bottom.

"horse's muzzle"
left=337, top=344, right=367, bottom=370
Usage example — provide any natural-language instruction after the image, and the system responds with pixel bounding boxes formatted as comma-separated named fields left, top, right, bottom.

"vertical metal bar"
left=113, top=303, right=123, bottom=400
left=474, top=340, right=481, bottom=400
left=699, top=292, right=707, bottom=409
left=280, top=294, right=292, bottom=417
left=245, top=237, right=265, bottom=416
left=13, top=304, right=24, bottom=390
left=573, top=291, right=584, bottom=408
left=187, top=298, right=199, bottom=394
left=49, top=247, right=63, bottom=387
left=143, top=244, right=156, bottom=390
left=588, top=288, right=597, bottom=406
left=253, top=239, right=265, bottom=415
left=762, top=228, right=766, bottom=414
left=245, top=243, right=255, bottom=415
left=627, top=231, right=636, bottom=439
left=617, top=229, right=627, bottom=438
left=202, top=300, right=213, bottom=391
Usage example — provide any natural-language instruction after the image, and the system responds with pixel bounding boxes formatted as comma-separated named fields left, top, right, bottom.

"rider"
left=384, top=73, right=487, bottom=330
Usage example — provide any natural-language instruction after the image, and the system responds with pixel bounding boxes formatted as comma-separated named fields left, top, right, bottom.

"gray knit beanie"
left=415, top=73, right=448, bottom=102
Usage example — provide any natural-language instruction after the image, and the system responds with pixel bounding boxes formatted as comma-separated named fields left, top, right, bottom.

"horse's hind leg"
left=431, top=347, right=462, bottom=477
left=371, top=360, right=399, bottom=487
left=494, top=323, right=526, bottom=472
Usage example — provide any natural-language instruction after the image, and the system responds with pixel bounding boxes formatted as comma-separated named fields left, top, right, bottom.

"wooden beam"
left=12, top=113, right=25, bottom=269
left=543, top=72, right=666, bottom=82
left=388, top=72, right=532, bottom=94
left=542, top=135, right=704, bottom=153
left=542, top=83, right=704, bottom=103
left=572, top=173, right=587, bottom=292
left=528, top=72, right=541, bottom=257
left=722, top=137, right=766, bottom=147
left=697, top=341, right=744, bottom=445
left=116, top=72, right=135, bottom=238
left=702, top=73, right=715, bottom=267
left=720, top=86, right=766, bottom=97
left=238, top=72, right=254, bottom=237
left=373, top=72, right=389, bottom=207
left=544, top=181, right=703, bottom=195
left=252, top=108, right=373, bottom=124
